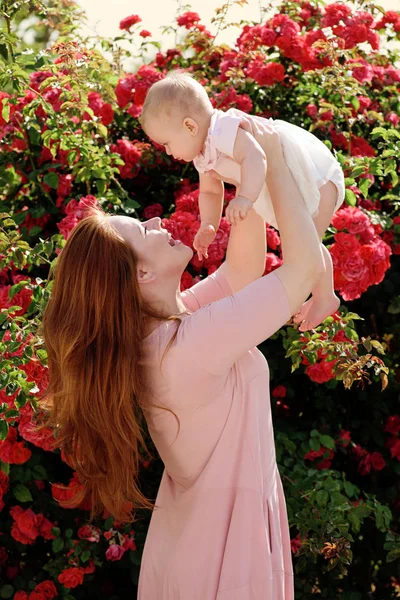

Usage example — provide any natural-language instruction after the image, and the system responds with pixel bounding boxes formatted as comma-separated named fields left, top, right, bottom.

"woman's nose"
left=165, top=147, right=171, bottom=155
left=145, top=217, right=161, bottom=230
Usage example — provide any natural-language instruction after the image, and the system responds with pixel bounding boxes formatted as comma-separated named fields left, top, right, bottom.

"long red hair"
left=40, top=206, right=169, bottom=522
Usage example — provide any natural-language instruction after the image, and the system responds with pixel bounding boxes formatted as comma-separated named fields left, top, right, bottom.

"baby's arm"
left=227, top=128, right=267, bottom=225
left=193, top=172, right=224, bottom=260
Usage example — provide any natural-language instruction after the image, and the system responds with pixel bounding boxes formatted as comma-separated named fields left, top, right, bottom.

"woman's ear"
left=183, top=117, right=199, bottom=136
left=137, top=266, right=156, bottom=285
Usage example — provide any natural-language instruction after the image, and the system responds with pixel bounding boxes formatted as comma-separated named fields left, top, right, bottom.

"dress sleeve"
left=178, top=272, right=290, bottom=376
left=212, top=110, right=243, bottom=159
left=181, top=269, right=233, bottom=312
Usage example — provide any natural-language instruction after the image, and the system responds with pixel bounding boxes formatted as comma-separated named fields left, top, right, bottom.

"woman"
left=42, top=130, right=328, bottom=599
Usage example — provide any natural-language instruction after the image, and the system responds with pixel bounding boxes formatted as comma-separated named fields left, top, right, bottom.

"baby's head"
left=140, top=71, right=213, bottom=162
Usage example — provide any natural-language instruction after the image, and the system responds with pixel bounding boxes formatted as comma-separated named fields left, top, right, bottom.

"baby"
left=140, top=71, right=345, bottom=332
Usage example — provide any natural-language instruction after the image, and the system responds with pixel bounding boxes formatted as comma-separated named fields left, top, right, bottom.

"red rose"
left=247, top=60, right=285, bottom=86
left=10, top=506, right=40, bottom=543
left=0, top=470, right=9, bottom=501
left=272, top=385, right=287, bottom=398
left=122, top=533, right=137, bottom=551
left=341, top=254, right=368, bottom=282
left=266, top=227, right=281, bottom=250
left=306, top=103, right=318, bottom=118
left=337, top=430, right=351, bottom=447
left=350, top=135, right=376, bottom=157
left=119, top=15, right=142, bottom=30
left=14, top=593, right=29, bottom=600
left=77, top=524, right=100, bottom=543
left=385, top=415, right=400, bottom=436
left=358, top=453, right=372, bottom=476
left=261, top=27, right=278, bottom=46
left=321, top=3, right=352, bottom=27
left=213, top=88, right=253, bottom=113
left=18, top=404, right=56, bottom=452
left=177, top=11, right=201, bottom=29
left=264, top=253, right=283, bottom=275
left=389, top=439, right=400, bottom=461
left=306, top=359, right=336, bottom=384
left=290, top=533, right=302, bottom=554
left=58, top=567, right=85, bottom=589
left=38, top=516, right=56, bottom=541
left=29, top=592, right=47, bottom=600
left=33, top=581, right=58, bottom=600
left=139, top=30, right=151, bottom=38
left=142, top=203, right=163, bottom=219
left=370, top=452, right=386, bottom=471
left=180, top=271, right=194, bottom=292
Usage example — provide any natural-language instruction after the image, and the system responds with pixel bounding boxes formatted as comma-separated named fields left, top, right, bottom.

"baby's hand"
left=193, top=223, right=216, bottom=261
left=225, top=195, right=253, bottom=226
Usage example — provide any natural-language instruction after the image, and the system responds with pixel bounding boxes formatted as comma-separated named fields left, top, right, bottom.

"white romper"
left=193, top=108, right=345, bottom=230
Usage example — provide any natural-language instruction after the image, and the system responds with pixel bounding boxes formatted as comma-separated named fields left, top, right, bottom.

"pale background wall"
left=77, top=0, right=400, bottom=51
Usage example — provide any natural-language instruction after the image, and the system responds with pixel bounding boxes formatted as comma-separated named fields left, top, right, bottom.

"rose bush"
left=0, top=0, right=399, bottom=597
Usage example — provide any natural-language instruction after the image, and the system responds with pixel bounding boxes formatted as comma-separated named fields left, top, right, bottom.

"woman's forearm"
left=219, top=207, right=266, bottom=294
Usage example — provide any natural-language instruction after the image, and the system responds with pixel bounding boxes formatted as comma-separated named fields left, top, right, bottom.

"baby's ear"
left=183, top=117, right=198, bottom=136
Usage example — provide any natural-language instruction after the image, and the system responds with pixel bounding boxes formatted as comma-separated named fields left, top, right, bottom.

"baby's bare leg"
left=293, top=181, right=340, bottom=331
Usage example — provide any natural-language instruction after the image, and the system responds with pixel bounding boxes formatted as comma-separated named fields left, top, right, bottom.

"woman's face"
left=108, top=215, right=193, bottom=283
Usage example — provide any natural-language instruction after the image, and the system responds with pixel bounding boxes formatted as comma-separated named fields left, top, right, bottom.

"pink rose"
left=105, top=544, right=126, bottom=561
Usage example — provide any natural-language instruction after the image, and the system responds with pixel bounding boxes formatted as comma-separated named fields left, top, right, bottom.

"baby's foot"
left=294, top=294, right=340, bottom=332
left=193, top=223, right=216, bottom=260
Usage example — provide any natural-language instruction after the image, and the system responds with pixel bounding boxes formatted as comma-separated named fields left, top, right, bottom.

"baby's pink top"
left=138, top=270, right=294, bottom=600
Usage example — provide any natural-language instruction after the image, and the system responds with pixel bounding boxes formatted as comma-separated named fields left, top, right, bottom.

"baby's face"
left=145, top=115, right=204, bottom=163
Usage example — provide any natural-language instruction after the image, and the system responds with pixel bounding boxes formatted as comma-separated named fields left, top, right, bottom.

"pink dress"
left=138, top=270, right=294, bottom=600
left=193, top=108, right=345, bottom=230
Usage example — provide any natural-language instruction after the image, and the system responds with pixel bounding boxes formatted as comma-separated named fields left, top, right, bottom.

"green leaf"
left=28, top=225, right=42, bottom=237
left=0, top=461, right=10, bottom=476
left=345, top=189, right=357, bottom=207
left=316, top=489, right=329, bottom=507
left=351, top=166, right=366, bottom=178
left=104, top=516, right=114, bottom=530
left=348, top=511, right=361, bottom=533
left=96, top=180, right=106, bottom=195
left=358, top=177, right=372, bottom=198
left=32, top=465, right=48, bottom=480
left=67, top=150, right=77, bottom=166
left=344, top=481, right=356, bottom=498
left=80, top=549, right=91, bottom=563
left=97, top=123, right=108, bottom=138
left=52, top=537, right=64, bottom=553
left=52, top=526, right=61, bottom=537
left=324, top=477, right=341, bottom=493
left=43, top=172, right=59, bottom=189
left=0, top=585, right=14, bottom=599
left=320, top=435, right=335, bottom=449
left=1, top=99, right=10, bottom=124
left=309, top=438, right=320, bottom=451
left=0, top=420, right=9, bottom=442
left=122, top=198, right=140, bottom=215
left=5, top=409, right=19, bottom=419
left=12, top=483, right=33, bottom=503
left=387, top=548, right=400, bottom=563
